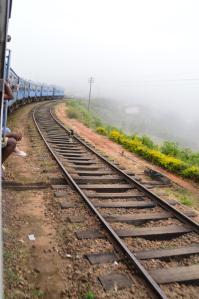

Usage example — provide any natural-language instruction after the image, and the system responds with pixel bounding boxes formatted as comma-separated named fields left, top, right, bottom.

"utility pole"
left=87, top=76, right=94, bottom=111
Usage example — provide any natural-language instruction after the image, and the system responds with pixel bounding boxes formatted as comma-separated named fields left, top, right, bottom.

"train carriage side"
left=29, top=81, right=36, bottom=101
left=35, top=84, right=42, bottom=100
left=41, top=85, right=48, bottom=99
left=17, top=78, right=26, bottom=105
left=24, top=80, right=30, bottom=99
left=53, top=87, right=64, bottom=99
left=48, top=86, right=54, bottom=97
left=7, top=72, right=64, bottom=112
left=7, top=68, right=18, bottom=110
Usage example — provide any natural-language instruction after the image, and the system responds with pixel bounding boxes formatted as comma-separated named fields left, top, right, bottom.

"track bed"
left=34, top=101, right=199, bottom=299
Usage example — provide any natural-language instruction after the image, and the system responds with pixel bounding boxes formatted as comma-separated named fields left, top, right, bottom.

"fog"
left=9, top=0, right=199, bottom=148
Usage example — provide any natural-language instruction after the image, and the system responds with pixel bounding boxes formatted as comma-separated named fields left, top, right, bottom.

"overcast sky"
left=9, top=0, right=199, bottom=118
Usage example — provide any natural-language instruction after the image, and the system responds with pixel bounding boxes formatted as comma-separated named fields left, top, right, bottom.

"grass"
left=178, top=195, right=193, bottom=206
left=4, top=250, right=14, bottom=264
left=66, top=100, right=103, bottom=129
left=173, top=188, right=194, bottom=206
left=165, top=187, right=195, bottom=207
left=31, top=289, right=44, bottom=298
left=161, top=141, right=199, bottom=166
left=85, top=290, right=95, bottom=299
left=65, top=100, right=199, bottom=182
left=5, top=268, right=20, bottom=287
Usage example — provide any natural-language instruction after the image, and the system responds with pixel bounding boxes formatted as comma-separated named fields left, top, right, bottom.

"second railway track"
left=33, top=101, right=199, bottom=299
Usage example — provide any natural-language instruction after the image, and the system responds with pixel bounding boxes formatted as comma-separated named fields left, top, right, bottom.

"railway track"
left=33, top=101, right=199, bottom=299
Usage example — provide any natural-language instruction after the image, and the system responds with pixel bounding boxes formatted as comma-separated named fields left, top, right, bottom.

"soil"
left=3, top=101, right=199, bottom=299
left=3, top=103, right=153, bottom=299
left=3, top=104, right=67, bottom=299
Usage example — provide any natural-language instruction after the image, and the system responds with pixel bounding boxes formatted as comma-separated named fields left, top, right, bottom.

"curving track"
left=33, top=101, right=199, bottom=299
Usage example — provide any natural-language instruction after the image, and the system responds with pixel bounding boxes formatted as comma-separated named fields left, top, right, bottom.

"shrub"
left=105, top=131, right=186, bottom=172
left=134, top=147, right=185, bottom=171
left=178, top=148, right=193, bottom=161
left=95, top=126, right=199, bottom=178
left=140, top=135, right=157, bottom=149
left=154, top=154, right=186, bottom=172
left=66, top=100, right=102, bottom=129
left=94, top=118, right=103, bottom=127
left=96, top=127, right=108, bottom=136
left=67, top=109, right=78, bottom=119
left=131, top=134, right=141, bottom=141
left=161, top=141, right=180, bottom=157
left=109, top=130, right=124, bottom=143
left=181, top=166, right=199, bottom=181
left=187, top=152, right=199, bottom=166
left=66, top=100, right=199, bottom=182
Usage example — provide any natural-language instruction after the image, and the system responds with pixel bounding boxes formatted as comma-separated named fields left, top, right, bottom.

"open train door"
left=0, top=0, right=12, bottom=158
left=0, top=0, right=12, bottom=294
left=0, top=0, right=12, bottom=108
left=1, top=0, right=12, bottom=138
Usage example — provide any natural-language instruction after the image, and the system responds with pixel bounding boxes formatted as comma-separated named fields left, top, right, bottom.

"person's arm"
left=4, top=81, right=14, bottom=100
left=5, top=132, right=22, bottom=141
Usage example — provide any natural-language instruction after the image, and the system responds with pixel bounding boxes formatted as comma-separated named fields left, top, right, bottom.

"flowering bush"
left=96, top=127, right=108, bottom=135
left=109, top=130, right=124, bottom=143
left=181, top=166, right=199, bottom=181
left=96, top=126, right=199, bottom=181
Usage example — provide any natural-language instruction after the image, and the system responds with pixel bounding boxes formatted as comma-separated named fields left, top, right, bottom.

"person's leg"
left=3, top=129, right=27, bottom=158
left=2, top=137, right=17, bottom=163
left=4, top=127, right=11, bottom=134
left=13, top=147, right=27, bottom=157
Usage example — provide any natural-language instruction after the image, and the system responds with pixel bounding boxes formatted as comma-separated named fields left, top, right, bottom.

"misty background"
left=8, top=0, right=199, bottom=149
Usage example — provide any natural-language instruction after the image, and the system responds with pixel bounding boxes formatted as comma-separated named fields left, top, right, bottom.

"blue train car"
left=36, top=84, right=41, bottom=98
left=41, top=85, right=48, bottom=97
left=53, top=87, right=64, bottom=98
left=29, top=81, right=36, bottom=98
left=48, top=86, right=54, bottom=97
left=2, top=0, right=64, bottom=125
left=17, top=78, right=26, bottom=102
left=7, top=68, right=18, bottom=108
left=24, top=81, right=30, bottom=99
left=5, top=52, right=64, bottom=112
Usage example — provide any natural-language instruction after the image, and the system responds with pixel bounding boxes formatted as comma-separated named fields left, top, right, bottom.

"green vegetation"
left=182, top=165, right=199, bottom=180
left=165, top=187, right=194, bottom=207
left=161, top=141, right=199, bottom=166
left=107, top=129, right=186, bottom=172
left=66, top=100, right=102, bottom=129
left=178, top=195, right=193, bottom=206
left=96, top=126, right=108, bottom=135
left=31, top=289, right=44, bottom=298
left=85, top=291, right=95, bottom=299
left=139, top=134, right=157, bottom=149
left=66, top=100, right=199, bottom=182
left=100, top=128, right=199, bottom=180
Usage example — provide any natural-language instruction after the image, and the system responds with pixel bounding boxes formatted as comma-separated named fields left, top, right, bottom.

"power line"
left=91, top=77, right=199, bottom=83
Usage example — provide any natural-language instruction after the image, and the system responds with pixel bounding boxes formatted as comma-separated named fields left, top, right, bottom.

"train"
left=6, top=50, right=64, bottom=113
left=1, top=0, right=64, bottom=133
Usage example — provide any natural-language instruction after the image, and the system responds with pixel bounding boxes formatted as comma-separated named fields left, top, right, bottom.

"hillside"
left=90, top=98, right=199, bottom=150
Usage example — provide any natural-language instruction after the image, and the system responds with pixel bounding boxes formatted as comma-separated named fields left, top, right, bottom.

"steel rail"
left=50, top=106, right=199, bottom=233
left=33, top=102, right=168, bottom=299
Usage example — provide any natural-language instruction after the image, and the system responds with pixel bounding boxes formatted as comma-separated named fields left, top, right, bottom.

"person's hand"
left=4, top=81, right=14, bottom=100
left=12, top=132, right=22, bottom=141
